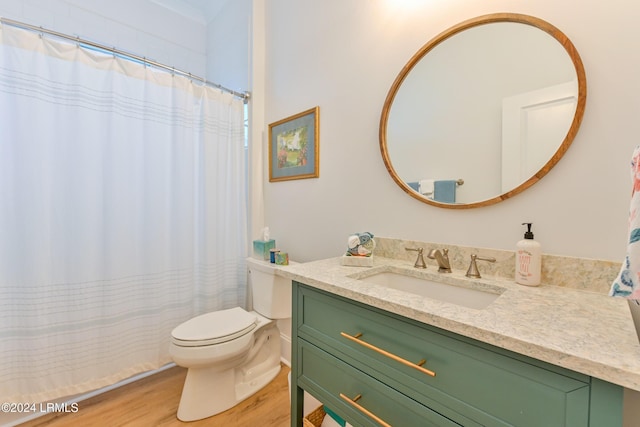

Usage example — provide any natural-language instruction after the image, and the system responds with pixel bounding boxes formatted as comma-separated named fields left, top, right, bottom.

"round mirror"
left=380, top=13, right=586, bottom=208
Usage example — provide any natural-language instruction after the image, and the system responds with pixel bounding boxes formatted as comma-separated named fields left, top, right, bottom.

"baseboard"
left=280, top=332, right=291, bottom=367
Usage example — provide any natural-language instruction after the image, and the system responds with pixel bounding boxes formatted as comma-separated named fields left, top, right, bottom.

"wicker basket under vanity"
left=303, top=405, right=326, bottom=427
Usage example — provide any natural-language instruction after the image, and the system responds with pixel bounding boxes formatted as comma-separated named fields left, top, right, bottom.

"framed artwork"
left=269, top=106, right=319, bottom=182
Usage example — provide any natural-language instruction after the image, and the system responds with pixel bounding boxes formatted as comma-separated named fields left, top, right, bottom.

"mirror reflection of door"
left=501, top=80, right=579, bottom=192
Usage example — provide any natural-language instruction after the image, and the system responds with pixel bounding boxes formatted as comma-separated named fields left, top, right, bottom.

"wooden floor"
left=21, top=365, right=291, bottom=427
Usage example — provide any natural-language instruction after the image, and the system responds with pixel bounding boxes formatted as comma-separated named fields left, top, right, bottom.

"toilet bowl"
left=169, top=258, right=293, bottom=422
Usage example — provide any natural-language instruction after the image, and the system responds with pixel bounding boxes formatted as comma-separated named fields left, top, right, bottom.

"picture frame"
left=268, top=106, right=319, bottom=182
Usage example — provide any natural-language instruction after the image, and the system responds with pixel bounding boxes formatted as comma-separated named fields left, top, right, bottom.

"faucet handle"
left=405, top=247, right=427, bottom=269
left=466, top=254, right=496, bottom=278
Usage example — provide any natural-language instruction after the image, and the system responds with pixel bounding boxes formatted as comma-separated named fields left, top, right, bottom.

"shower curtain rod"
left=0, top=17, right=250, bottom=102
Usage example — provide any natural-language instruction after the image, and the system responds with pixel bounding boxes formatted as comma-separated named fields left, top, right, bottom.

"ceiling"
left=150, top=0, right=230, bottom=24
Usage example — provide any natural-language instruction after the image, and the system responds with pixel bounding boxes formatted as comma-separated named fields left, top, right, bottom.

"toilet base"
left=176, top=324, right=282, bottom=422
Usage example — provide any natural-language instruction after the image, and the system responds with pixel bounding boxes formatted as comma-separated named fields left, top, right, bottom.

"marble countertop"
left=276, top=256, right=640, bottom=391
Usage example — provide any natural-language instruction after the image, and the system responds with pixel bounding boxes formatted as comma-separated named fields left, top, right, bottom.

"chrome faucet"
left=427, top=248, right=452, bottom=273
left=465, top=254, right=496, bottom=278
left=405, top=247, right=427, bottom=269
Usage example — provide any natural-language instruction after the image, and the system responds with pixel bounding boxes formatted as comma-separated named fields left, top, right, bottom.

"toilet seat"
left=171, top=307, right=257, bottom=347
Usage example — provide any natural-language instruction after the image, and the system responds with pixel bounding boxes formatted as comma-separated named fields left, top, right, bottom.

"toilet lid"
left=171, top=307, right=258, bottom=347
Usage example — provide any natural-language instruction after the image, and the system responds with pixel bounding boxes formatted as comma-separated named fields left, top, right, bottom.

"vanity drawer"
left=296, top=283, right=590, bottom=426
left=297, top=339, right=462, bottom=427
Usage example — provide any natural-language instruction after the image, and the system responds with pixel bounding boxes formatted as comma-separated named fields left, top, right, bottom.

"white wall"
left=7, top=1, right=629, bottom=264
left=1, top=0, right=634, bottom=279
left=205, top=0, right=251, bottom=93
left=0, top=0, right=207, bottom=76
left=260, top=0, right=640, bottom=263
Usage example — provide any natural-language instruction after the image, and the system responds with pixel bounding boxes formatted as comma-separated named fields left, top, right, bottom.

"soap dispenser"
left=515, top=223, right=541, bottom=286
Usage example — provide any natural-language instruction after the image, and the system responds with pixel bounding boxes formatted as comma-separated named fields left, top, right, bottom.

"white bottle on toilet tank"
left=515, top=223, right=541, bottom=286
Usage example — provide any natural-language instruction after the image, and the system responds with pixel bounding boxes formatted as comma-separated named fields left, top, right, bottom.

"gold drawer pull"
left=340, top=332, right=436, bottom=377
left=340, top=393, right=392, bottom=427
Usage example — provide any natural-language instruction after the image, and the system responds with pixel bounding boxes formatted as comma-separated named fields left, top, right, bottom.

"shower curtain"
left=0, top=24, right=247, bottom=403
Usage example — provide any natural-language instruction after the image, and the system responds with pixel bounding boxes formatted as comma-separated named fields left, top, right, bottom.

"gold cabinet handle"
left=339, top=393, right=392, bottom=427
left=340, top=332, right=436, bottom=377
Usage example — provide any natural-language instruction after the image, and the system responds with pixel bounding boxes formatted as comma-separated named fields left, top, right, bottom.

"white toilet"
left=169, top=257, right=293, bottom=421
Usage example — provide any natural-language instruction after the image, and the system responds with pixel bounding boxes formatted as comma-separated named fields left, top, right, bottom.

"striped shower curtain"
left=0, top=23, right=247, bottom=403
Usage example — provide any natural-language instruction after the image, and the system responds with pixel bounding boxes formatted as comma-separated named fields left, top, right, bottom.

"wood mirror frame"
left=379, top=13, right=586, bottom=209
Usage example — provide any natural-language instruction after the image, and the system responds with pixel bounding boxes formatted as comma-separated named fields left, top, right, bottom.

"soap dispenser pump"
left=515, top=223, right=541, bottom=286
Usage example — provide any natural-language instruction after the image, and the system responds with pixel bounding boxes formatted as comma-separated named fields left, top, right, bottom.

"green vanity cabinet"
left=290, top=282, right=623, bottom=427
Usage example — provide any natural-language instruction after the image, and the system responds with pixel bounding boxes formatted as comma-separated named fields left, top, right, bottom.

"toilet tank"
left=247, top=257, right=294, bottom=319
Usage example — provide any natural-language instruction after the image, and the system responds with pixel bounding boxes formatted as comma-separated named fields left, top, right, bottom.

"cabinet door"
left=296, top=283, right=591, bottom=426
left=298, top=339, right=462, bottom=427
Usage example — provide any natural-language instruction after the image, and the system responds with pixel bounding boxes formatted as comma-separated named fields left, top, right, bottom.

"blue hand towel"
left=407, top=181, right=420, bottom=192
left=434, top=180, right=457, bottom=203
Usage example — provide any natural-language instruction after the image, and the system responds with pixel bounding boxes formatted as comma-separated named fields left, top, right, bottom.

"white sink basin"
left=357, top=271, right=502, bottom=310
